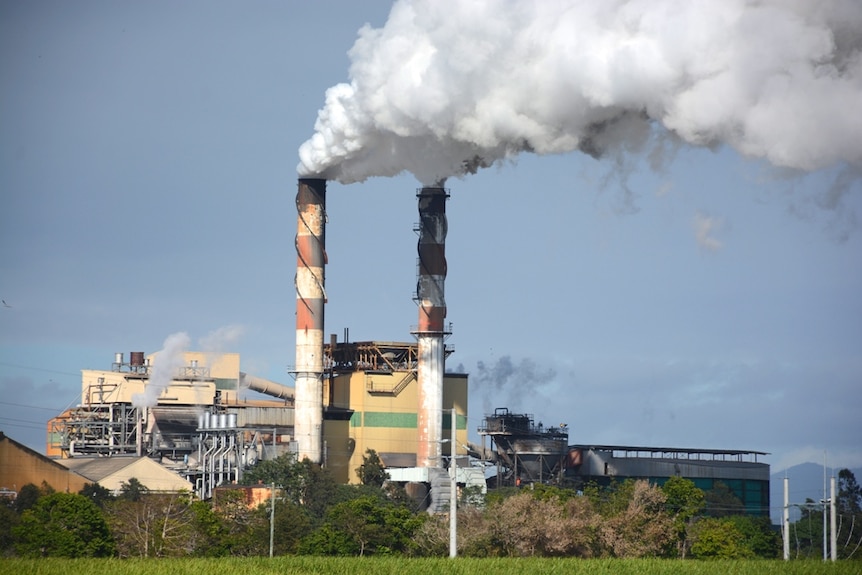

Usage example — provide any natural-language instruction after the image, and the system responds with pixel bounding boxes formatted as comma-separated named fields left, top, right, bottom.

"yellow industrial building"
left=322, top=341, right=468, bottom=484
left=77, top=351, right=247, bottom=407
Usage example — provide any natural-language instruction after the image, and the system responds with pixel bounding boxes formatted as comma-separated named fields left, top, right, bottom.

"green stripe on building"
left=362, top=412, right=418, bottom=428
left=352, top=411, right=467, bottom=429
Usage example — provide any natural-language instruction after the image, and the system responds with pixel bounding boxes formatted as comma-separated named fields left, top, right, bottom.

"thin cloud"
left=693, top=212, right=723, bottom=251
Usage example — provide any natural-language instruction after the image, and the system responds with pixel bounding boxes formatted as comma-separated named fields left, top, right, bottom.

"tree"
left=725, top=515, right=781, bottom=558
left=0, top=504, right=18, bottom=557
left=242, top=453, right=299, bottom=486
left=459, top=484, right=486, bottom=508
left=530, top=483, right=579, bottom=503
left=413, top=512, right=452, bottom=557
left=585, top=478, right=633, bottom=517
left=13, top=483, right=44, bottom=514
left=224, top=489, right=315, bottom=557
left=598, top=480, right=675, bottom=558
left=839, top=468, right=862, bottom=515
left=324, top=497, right=387, bottom=556
left=356, top=449, right=389, bottom=488
left=298, top=524, right=354, bottom=556
left=187, top=499, right=232, bottom=557
left=243, top=454, right=341, bottom=523
left=485, top=492, right=537, bottom=556
left=200, top=488, right=265, bottom=556
left=294, top=459, right=342, bottom=522
left=487, top=491, right=599, bottom=557
left=268, top=500, right=313, bottom=555
left=302, top=496, right=422, bottom=556
left=79, top=482, right=114, bottom=509
left=13, top=492, right=115, bottom=557
left=549, top=495, right=600, bottom=556
left=837, top=468, right=862, bottom=560
left=661, top=476, right=705, bottom=558
left=690, top=517, right=753, bottom=559
left=704, top=481, right=744, bottom=517
left=119, top=477, right=148, bottom=502
left=790, top=497, right=824, bottom=559
left=106, top=493, right=197, bottom=557
left=455, top=481, right=677, bottom=558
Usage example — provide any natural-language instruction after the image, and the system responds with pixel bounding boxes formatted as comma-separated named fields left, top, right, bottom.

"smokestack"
left=415, top=185, right=448, bottom=468
left=295, top=178, right=327, bottom=464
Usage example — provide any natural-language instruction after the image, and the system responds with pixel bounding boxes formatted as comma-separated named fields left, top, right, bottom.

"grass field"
left=0, top=557, right=855, bottom=575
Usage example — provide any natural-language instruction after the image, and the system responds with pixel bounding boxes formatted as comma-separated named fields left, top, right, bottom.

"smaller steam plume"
left=471, top=356, right=557, bottom=416
left=199, top=324, right=244, bottom=353
left=132, top=332, right=190, bottom=408
left=131, top=326, right=246, bottom=408
left=199, top=324, right=244, bottom=369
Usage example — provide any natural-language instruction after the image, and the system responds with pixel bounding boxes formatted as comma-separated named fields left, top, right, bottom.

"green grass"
left=0, top=557, right=856, bottom=575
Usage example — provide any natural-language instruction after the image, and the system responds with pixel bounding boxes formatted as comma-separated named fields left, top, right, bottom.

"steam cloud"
left=131, top=327, right=245, bottom=408
left=132, top=332, right=190, bottom=408
left=199, top=324, right=244, bottom=360
left=298, top=0, right=862, bottom=186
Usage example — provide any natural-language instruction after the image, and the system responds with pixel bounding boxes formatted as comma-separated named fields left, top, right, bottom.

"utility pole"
left=823, top=453, right=827, bottom=562
left=830, top=475, right=837, bottom=562
left=783, top=476, right=790, bottom=561
left=270, top=482, right=276, bottom=558
left=450, top=408, right=457, bottom=558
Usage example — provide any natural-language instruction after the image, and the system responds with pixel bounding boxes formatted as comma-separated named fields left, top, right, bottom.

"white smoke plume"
left=132, top=331, right=191, bottom=408
left=199, top=324, right=244, bottom=355
left=298, top=0, right=862, bottom=186
left=199, top=324, right=245, bottom=399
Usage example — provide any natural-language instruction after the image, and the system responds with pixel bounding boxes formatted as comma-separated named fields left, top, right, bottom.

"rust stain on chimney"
left=415, top=186, right=448, bottom=468
left=295, top=178, right=327, bottom=464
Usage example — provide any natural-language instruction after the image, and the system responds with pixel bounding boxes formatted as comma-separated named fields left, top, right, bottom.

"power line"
left=0, top=361, right=79, bottom=377
left=0, top=422, right=47, bottom=431
left=0, top=400, right=65, bottom=412
left=1, top=416, right=48, bottom=425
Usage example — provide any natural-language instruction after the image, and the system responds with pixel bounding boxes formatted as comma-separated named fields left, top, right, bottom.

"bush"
left=14, top=492, right=114, bottom=557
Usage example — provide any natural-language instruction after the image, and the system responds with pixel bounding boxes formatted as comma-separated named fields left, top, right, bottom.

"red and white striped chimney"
left=415, top=185, right=448, bottom=468
left=295, top=178, right=327, bottom=464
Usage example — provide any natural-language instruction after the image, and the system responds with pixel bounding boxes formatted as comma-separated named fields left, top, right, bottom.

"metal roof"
left=571, top=444, right=768, bottom=460
left=60, top=456, right=145, bottom=481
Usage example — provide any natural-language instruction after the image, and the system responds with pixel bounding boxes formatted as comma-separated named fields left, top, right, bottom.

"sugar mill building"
left=34, top=179, right=769, bottom=515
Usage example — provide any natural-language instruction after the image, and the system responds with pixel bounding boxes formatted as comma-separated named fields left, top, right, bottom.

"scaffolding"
left=51, top=403, right=143, bottom=457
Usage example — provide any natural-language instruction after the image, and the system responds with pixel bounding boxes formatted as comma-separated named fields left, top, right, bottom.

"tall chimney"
left=295, top=178, right=327, bottom=464
left=415, top=185, right=448, bottom=468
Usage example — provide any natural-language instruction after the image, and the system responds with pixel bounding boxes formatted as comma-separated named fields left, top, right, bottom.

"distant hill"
left=769, top=463, right=862, bottom=524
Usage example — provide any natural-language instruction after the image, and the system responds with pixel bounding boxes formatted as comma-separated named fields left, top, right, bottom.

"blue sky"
left=1, top=1, right=860, bottom=477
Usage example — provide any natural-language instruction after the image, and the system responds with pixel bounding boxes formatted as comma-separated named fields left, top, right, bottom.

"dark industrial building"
left=566, top=444, right=770, bottom=515
left=473, top=407, right=770, bottom=516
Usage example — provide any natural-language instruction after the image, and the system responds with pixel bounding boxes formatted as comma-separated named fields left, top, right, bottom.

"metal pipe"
left=295, top=178, right=327, bottom=464
left=244, top=374, right=295, bottom=401
left=415, top=185, right=448, bottom=468
left=201, top=432, right=218, bottom=499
